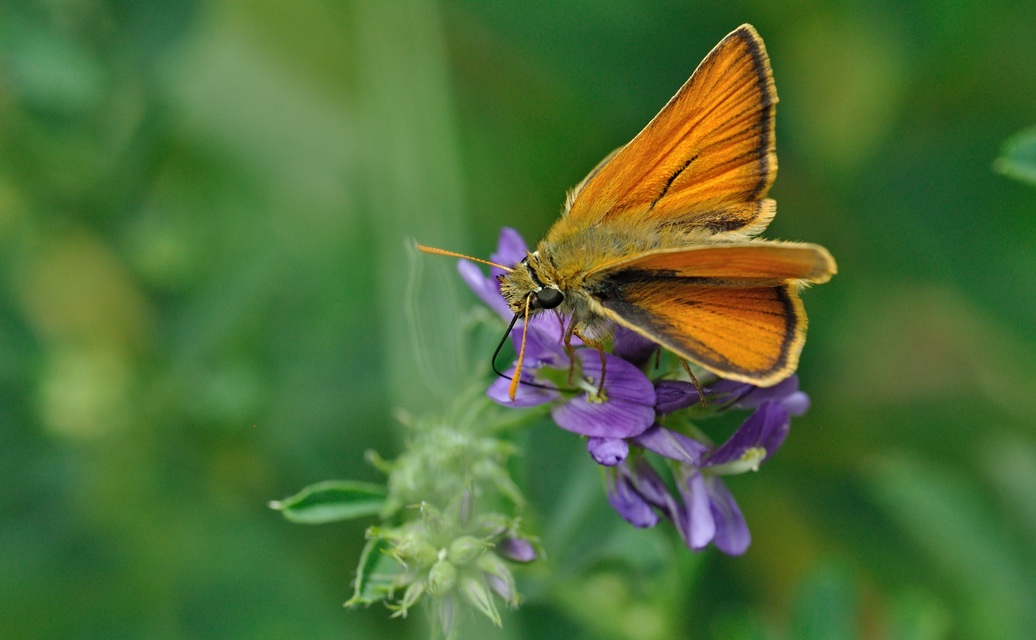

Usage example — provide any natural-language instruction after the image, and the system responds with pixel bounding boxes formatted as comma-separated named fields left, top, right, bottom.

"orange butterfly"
left=421, top=24, right=836, bottom=397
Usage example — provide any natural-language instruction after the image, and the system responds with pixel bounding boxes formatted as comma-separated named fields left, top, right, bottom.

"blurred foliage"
left=2, top=1, right=1035, bottom=639
left=995, top=127, right=1036, bottom=186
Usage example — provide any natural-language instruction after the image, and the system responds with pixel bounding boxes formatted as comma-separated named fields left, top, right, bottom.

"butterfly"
left=421, top=24, right=836, bottom=398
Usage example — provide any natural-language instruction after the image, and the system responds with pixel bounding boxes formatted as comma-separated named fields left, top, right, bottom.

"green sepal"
left=345, top=536, right=406, bottom=607
left=269, top=480, right=387, bottom=524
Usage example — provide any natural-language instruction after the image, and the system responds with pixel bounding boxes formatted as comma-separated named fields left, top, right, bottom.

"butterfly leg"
left=562, top=317, right=579, bottom=385
left=572, top=328, right=608, bottom=395
left=679, top=359, right=708, bottom=408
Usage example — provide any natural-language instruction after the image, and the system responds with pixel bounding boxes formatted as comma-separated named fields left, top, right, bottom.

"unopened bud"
left=448, top=535, right=487, bottom=565
left=427, top=559, right=457, bottom=596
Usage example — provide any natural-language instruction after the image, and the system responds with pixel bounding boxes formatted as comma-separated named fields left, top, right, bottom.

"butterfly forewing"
left=565, top=24, right=777, bottom=235
left=589, top=242, right=836, bottom=284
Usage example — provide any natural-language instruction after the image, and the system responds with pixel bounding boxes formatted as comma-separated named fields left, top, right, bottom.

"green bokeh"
left=2, top=1, right=1035, bottom=638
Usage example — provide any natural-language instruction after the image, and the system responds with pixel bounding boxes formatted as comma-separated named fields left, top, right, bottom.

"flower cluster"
left=353, top=491, right=536, bottom=635
left=273, top=393, right=538, bottom=636
left=460, top=228, right=811, bottom=555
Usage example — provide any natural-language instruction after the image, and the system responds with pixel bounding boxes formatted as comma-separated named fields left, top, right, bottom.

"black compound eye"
left=535, top=287, right=564, bottom=309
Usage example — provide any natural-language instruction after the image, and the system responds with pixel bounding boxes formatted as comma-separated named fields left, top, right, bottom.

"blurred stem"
left=353, top=0, right=472, bottom=412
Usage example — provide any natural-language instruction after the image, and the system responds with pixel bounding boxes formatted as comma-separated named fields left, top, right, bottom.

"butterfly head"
left=499, top=252, right=565, bottom=314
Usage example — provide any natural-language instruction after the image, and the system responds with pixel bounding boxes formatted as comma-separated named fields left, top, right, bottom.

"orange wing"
left=589, top=241, right=836, bottom=285
left=596, top=280, right=805, bottom=386
left=566, top=24, right=777, bottom=237
left=588, top=242, right=837, bottom=385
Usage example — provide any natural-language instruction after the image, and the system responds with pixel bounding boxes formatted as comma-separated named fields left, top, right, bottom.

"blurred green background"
left=3, top=1, right=1035, bottom=638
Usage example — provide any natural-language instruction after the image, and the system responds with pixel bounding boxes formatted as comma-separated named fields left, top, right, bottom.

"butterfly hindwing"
left=596, top=278, right=805, bottom=385
left=586, top=241, right=836, bottom=384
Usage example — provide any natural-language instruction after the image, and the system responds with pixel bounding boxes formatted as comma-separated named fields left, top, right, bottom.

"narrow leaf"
left=346, top=536, right=405, bottom=607
left=269, top=480, right=387, bottom=524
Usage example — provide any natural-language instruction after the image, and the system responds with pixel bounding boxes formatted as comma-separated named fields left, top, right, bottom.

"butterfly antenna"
left=415, top=244, right=513, bottom=272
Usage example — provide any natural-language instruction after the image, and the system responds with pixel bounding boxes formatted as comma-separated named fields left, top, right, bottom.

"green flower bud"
left=448, top=535, right=487, bottom=565
left=393, top=534, right=437, bottom=568
left=427, top=559, right=458, bottom=596
left=462, top=576, right=501, bottom=627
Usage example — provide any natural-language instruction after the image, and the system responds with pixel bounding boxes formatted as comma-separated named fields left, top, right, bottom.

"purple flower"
left=496, top=536, right=537, bottom=564
left=458, top=228, right=527, bottom=319
left=457, top=228, right=815, bottom=556
left=708, top=375, right=810, bottom=417
left=488, top=348, right=656, bottom=440
left=605, top=400, right=792, bottom=555
left=612, top=324, right=658, bottom=365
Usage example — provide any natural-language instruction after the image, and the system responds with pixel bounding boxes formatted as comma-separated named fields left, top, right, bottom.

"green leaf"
left=994, top=126, right=1036, bottom=186
left=269, top=480, right=387, bottom=524
left=346, top=536, right=406, bottom=607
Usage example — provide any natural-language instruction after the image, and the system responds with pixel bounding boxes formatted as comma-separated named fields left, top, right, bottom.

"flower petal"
left=625, top=457, right=673, bottom=508
left=490, top=227, right=528, bottom=275
left=588, top=437, right=629, bottom=466
left=552, top=393, right=655, bottom=438
left=654, top=380, right=702, bottom=414
left=510, top=319, right=568, bottom=363
left=577, top=350, right=655, bottom=405
left=781, top=390, right=811, bottom=417
left=710, top=375, right=800, bottom=409
left=607, top=468, right=660, bottom=528
left=675, top=468, right=716, bottom=550
left=705, top=401, right=790, bottom=467
left=487, top=366, right=560, bottom=407
left=612, top=324, right=658, bottom=364
left=705, top=477, right=751, bottom=555
left=551, top=352, right=656, bottom=438
left=458, top=260, right=512, bottom=319
left=496, top=537, right=537, bottom=563
left=630, top=425, right=708, bottom=465
left=705, top=379, right=754, bottom=404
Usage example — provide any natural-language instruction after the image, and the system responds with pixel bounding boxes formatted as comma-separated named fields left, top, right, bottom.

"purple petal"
left=675, top=468, right=716, bottom=550
left=487, top=365, right=560, bottom=408
left=490, top=227, right=528, bottom=276
left=612, top=325, right=658, bottom=364
left=510, top=318, right=568, bottom=363
left=552, top=393, right=655, bottom=438
left=578, top=350, right=655, bottom=405
left=706, top=379, right=754, bottom=404
left=607, top=468, right=660, bottom=528
left=458, top=260, right=512, bottom=319
left=726, top=375, right=800, bottom=409
left=630, top=425, right=707, bottom=465
left=625, top=457, right=674, bottom=509
left=781, top=390, right=811, bottom=417
left=705, top=477, right=750, bottom=555
left=496, top=537, right=536, bottom=563
left=654, top=380, right=702, bottom=414
left=706, top=401, right=790, bottom=467
left=588, top=437, right=629, bottom=466
left=551, top=352, right=656, bottom=438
